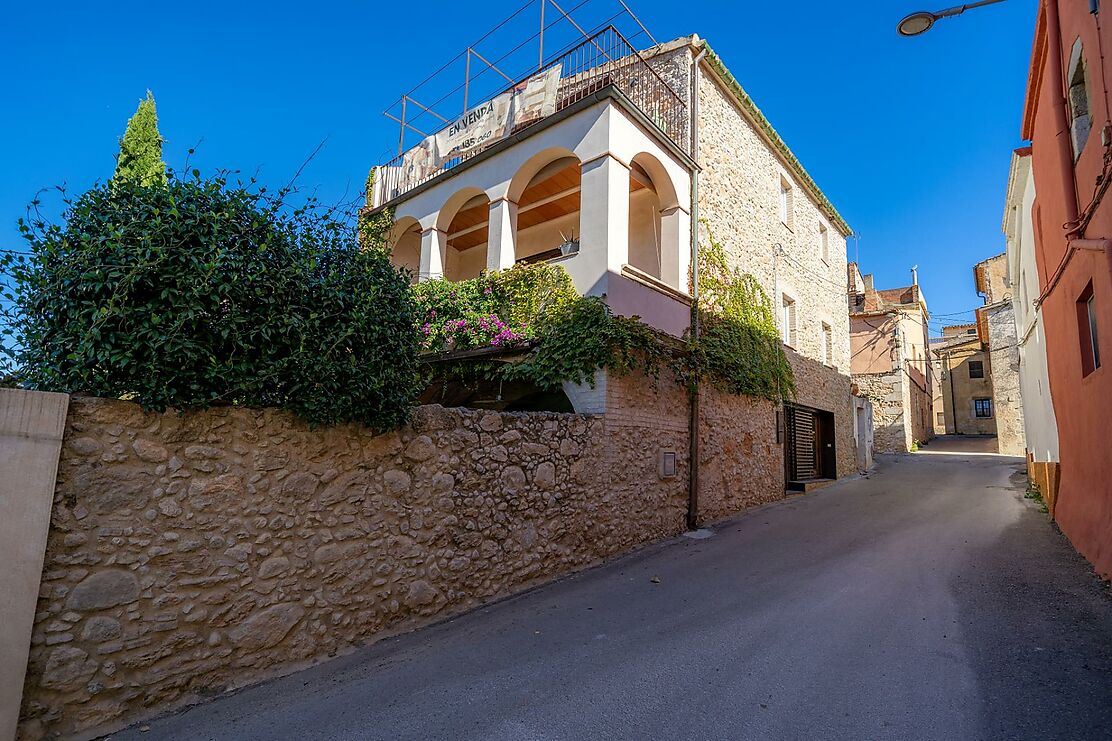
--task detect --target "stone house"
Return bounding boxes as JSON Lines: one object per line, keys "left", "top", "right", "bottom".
{"left": 1003, "top": 147, "right": 1060, "bottom": 508}
{"left": 932, "top": 324, "right": 998, "bottom": 437}
{"left": 370, "top": 31, "right": 855, "bottom": 486}
{"left": 847, "top": 263, "right": 934, "bottom": 452}
{"left": 929, "top": 255, "right": 1025, "bottom": 457}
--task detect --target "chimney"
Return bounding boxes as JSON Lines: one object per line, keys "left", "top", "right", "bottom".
{"left": 863, "top": 274, "right": 874, "bottom": 293}
{"left": 911, "top": 265, "right": 919, "bottom": 285}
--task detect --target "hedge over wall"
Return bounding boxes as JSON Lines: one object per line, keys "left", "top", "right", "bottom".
{"left": 0, "top": 173, "right": 419, "bottom": 431}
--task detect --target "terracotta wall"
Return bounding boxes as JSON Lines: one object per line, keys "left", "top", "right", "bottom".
{"left": 1026, "top": 0, "right": 1112, "bottom": 578}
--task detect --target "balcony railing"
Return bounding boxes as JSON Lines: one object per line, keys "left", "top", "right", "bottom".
{"left": 373, "top": 26, "right": 688, "bottom": 206}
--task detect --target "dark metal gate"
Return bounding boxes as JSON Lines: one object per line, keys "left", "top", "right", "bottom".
{"left": 785, "top": 404, "right": 818, "bottom": 481}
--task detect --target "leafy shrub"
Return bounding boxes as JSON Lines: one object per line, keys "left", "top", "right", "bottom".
{"left": 0, "top": 172, "right": 419, "bottom": 430}
{"left": 505, "top": 295, "right": 669, "bottom": 389}
{"left": 413, "top": 263, "right": 576, "bottom": 353}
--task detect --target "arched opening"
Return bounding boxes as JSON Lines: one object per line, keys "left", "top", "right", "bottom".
{"left": 387, "top": 218, "right": 422, "bottom": 283}
{"left": 511, "top": 150, "right": 582, "bottom": 264}
{"left": 628, "top": 160, "right": 663, "bottom": 279}
{"left": 1068, "top": 39, "right": 1092, "bottom": 159}
{"left": 627, "top": 152, "right": 682, "bottom": 288}
{"left": 436, "top": 188, "right": 490, "bottom": 282}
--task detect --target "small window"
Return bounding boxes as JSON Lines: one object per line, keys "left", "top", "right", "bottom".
{"left": 818, "top": 223, "right": 829, "bottom": 263}
{"left": 822, "top": 322, "right": 833, "bottom": 365}
{"left": 974, "top": 398, "right": 993, "bottom": 418}
{"left": 1068, "top": 39, "right": 1092, "bottom": 158}
{"left": 782, "top": 294, "right": 797, "bottom": 348}
{"left": 779, "top": 176, "right": 793, "bottom": 229}
{"left": 936, "top": 411, "right": 944, "bottom": 425}
{"left": 968, "top": 360, "right": 984, "bottom": 379}
{"left": 1078, "top": 280, "right": 1101, "bottom": 376}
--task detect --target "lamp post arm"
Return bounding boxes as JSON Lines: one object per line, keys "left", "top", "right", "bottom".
{"left": 933, "top": 0, "right": 1008, "bottom": 20}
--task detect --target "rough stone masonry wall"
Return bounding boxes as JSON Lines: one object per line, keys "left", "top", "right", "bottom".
{"left": 696, "top": 61, "right": 855, "bottom": 477}
{"left": 854, "top": 371, "right": 911, "bottom": 453}
{"left": 19, "top": 397, "right": 692, "bottom": 740}
{"left": 986, "top": 302, "right": 1026, "bottom": 456}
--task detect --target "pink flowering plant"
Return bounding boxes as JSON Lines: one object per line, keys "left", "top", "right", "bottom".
{"left": 413, "top": 263, "right": 576, "bottom": 353}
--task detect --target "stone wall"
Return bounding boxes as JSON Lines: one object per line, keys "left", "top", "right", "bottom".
{"left": 854, "top": 371, "right": 910, "bottom": 453}
{"left": 986, "top": 301, "right": 1026, "bottom": 456}
{"left": 696, "top": 57, "right": 851, "bottom": 375}
{"left": 19, "top": 379, "right": 804, "bottom": 739}
{"left": 697, "top": 387, "right": 784, "bottom": 522}
{"left": 20, "top": 397, "right": 695, "bottom": 740}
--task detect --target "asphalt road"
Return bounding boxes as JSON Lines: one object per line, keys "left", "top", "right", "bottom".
{"left": 114, "top": 446, "right": 1112, "bottom": 741}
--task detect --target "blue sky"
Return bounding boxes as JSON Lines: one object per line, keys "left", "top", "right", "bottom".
{"left": 0, "top": 0, "right": 1034, "bottom": 334}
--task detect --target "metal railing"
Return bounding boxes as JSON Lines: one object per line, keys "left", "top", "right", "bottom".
{"left": 374, "top": 26, "right": 688, "bottom": 206}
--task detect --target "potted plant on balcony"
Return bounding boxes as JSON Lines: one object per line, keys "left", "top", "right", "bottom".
{"left": 558, "top": 229, "right": 579, "bottom": 257}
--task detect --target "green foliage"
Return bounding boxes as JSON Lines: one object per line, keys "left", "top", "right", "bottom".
{"left": 413, "top": 263, "right": 577, "bottom": 353}
{"left": 693, "top": 226, "right": 795, "bottom": 400}
{"left": 1025, "top": 479, "right": 1049, "bottom": 513}
{"left": 112, "top": 91, "right": 168, "bottom": 187}
{"left": 1, "top": 172, "right": 419, "bottom": 431}
{"left": 414, "top": 264, "right": 664, "bottom": 390}
{"left": 505, "top": 295, "right": 668, "bottom": 389}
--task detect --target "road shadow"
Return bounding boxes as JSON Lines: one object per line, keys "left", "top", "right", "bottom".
{"left": 950, "top": 472, "right": 1112, "bottom": 740}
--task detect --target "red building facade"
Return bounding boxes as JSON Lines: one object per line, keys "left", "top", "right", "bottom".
{"left": 1024, "top": 0, "right": 1112, "bottom": 577}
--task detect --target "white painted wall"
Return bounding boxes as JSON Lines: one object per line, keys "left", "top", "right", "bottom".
{"left": 385, "top": 99, "right": 693, "bottom": 334}
{"left": 1005, "top": 153, "right": 1059, "bottom": 462}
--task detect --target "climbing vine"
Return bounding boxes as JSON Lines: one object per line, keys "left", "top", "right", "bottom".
{"left": 693, "top": 225, "right": 795, "bottom": 400}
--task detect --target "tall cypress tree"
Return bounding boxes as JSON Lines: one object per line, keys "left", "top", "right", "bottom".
{"left": 112, "top": 91, "right": 167, "bottom": 187}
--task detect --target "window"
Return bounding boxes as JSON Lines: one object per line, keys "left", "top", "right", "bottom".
{"left": 968, "top": 360, "right": 984, "bottom": 379}
{"left": 822, "top": 322, "right": 833, "bottom": 365}
{"left": 778, "top": 176, "right": 793, "bottom": 228}
{"left": 818, "top": 223, "right": 829, "bottom": 263}
{"left": 936, "top": 411, "right": 944, "bottom": 426}
{"left": 974, "top": 398, "right": 993, "bottom": 418}
{"left": 1068, "top": 39, "right": 1092, "bottom": 158}
{"left": 781, "top": 294, "right": 797, "bottom": 347}
{"left": 1078, "top": 280, "right": 1101, "bottom": 376}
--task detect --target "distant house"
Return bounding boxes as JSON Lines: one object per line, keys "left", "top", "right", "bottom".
{"left": 929, "top": 254, "right": 1025, "bottom": 457}
{"left": 932, "top": 324, "right": 995, "bottom": 437}
{"left": 847, "top": 263, "right": 933, "bottom": 453}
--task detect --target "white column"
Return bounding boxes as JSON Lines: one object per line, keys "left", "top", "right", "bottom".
{"left": 579, "top": 154, "right": 630, "bottom": 280}
{"left": 419, "top": 227, "right": 447, "bottom": 281}
{"left": 486, "top": 198, "right": 518, "bottom": 273}
{"left": 660, "top": 205, "right": 691, "bottom": 291}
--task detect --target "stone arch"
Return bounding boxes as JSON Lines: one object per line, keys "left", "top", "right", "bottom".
{"left": 387, "top": 216, "right": 421, "bottom": 283}
{"left": 628, "top": 152, "right": 682, "bottom": 283}
{"left": 506, "top": 147, "right": 579, "bottom": 204}
{"left": 436, "top": 187, "right": 490, "bottom": 282}
{"left": 511, "top": 149, "right": 583, "bottom": 263}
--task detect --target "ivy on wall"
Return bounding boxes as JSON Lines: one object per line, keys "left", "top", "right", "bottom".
{"left": 414, "top": 234, "right": 793, "bottom": 402}
{"left": 693, "top": 227, "right": 795, "bottom": 401}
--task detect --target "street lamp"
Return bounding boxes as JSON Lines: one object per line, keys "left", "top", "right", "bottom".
{"left": 896, "top": 0, "right": 1008, "bottom": 36}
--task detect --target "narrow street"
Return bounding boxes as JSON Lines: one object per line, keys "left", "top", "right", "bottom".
{"left": 115, "top": 448, "right": 1112, "bottom": 741}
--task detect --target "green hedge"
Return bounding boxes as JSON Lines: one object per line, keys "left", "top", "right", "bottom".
{"left": 1, "top": 173, "right": 419, "bottom": 430}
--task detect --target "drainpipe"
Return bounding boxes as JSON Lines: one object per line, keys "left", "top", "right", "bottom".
{"left": 687, "top": 43, "right": 707, "bottom": 531}
{"left": 1046, "top": 0, "right": 1081, "bottom": 227}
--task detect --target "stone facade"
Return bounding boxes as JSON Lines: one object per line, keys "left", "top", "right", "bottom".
{"left": 694, "top": 53, "right": 855, "bottom": 478}
{"left": 935, "top": 335, "right": 997, "bottom": 436}
{"left": 19, "top": 397, "right": 689, "bottom": 739}
{"left": 985, "top": 301, "right": 1026, "bottom": 456}
{"left": 853, "top": 371, "right": 911, "bottom": 453}
{"left": 20, "top": 379, "right": 799, "bottom": 739}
